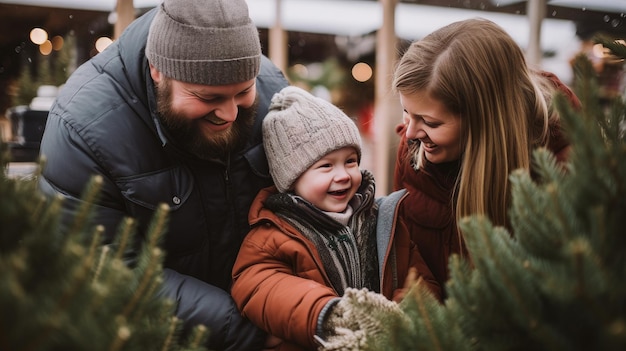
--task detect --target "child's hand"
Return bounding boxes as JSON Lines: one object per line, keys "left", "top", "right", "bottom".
{"left": 317, "top": 288, "right": 407, "bottom": 351}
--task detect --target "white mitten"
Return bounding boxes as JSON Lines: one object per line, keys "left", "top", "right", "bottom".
{"left": 317, "top": 288, "right": 406, "bottom": 351}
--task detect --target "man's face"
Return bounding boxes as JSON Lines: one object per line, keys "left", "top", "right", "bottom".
{"left": 151, "top": 66, "right": 258, "bottom": 160}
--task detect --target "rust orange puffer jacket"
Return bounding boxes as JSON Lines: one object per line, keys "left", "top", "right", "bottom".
{"left": 231, "top": 185, "right": 441, "bottom": 351}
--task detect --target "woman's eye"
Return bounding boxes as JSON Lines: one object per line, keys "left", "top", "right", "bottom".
{"left": 422, "top": 118, "right": 441, "bottom": 128}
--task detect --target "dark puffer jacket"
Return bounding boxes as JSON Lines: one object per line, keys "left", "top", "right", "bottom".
{"left": 38, "top": 8, "right": 289, "bottom": 351}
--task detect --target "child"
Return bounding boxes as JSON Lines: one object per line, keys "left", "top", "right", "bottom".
{"left": 231, "top": 86, "right": 441, "bottom": 351}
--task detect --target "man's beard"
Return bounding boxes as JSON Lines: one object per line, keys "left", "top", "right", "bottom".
{"left": 156, "top": 78, "right": 257, "bottom": 160}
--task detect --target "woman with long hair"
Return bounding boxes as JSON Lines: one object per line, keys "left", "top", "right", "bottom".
{"left": 392, "top": 18, "right": 581, "bottom": 298}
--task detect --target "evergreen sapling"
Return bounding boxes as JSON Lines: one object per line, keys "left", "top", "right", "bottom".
{"left": 0, "top": 143, "right": 209, "bottom": 351}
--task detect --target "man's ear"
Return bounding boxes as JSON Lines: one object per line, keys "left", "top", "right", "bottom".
{"left": 149, "top": 63, "right": 162, "bottom": 83}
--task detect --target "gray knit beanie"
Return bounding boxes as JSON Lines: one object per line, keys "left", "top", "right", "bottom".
{"left": 145, "top": 0, "right": 261, "bottom": 85}
{"left": 263, "top": 86, "right": 362, "bottom": 193}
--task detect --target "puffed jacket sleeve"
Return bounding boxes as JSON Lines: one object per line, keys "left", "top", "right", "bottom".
{"left": 377, "top": 189, "right": 443, "bottom": 303}
{"left": 232, "top": 222, "right": 337, "bottom": 350}
{"left": 397, "top": 218, "right": 443, "bottom": 302}
{"left": 38, "top": 112, "right": 130, "bottom": 247}
{"left": 158, "top": 268, "right": 266, "bottom": 351}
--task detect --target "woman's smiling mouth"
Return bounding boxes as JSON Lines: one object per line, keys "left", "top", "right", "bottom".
{"left": 421, "top": 140, "right": 437, "bottom": 151}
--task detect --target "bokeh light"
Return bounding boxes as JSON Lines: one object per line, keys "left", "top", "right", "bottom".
{"left": 291, "top": 63, "right": 309, "bottom": 78}
{"left": 39, "top": 40, "right": 53, "bottom": 55}
{"left": 30, "top": 27, "right": 48, "bottom": 45}
{"left": 51, "top": 35, "right": 64, "bottom": 51}
{"left": 351, "top": 62, "right": 372, "bottom": 82}
{"left": 95, "top": 37, "right": 113, "bottom": 53}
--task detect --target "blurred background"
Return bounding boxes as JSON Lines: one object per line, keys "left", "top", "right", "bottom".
{"left": 1, "top": 0, "right": 625, "bottom": 193}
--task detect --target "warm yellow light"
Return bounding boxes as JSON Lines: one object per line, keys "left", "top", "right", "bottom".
{"left": 95, "top": 37, "right": 113, "bottom": 52}
{"left": 592, "top": 43, "right": 609, "bottom": 58}
{"left": 351, "top": 62, "right": 372, "bottom": 82}
{"left": 291, "top": 63, "right": 309, "bottom": 78}
{"left": 39, "top": 40, "right": 53, "bottom": 55}
{"left": 30, "top": 27, "right": 48, "bottom": 45}
{"left": 51, "top": 35, "right": 64, "bottom": 51}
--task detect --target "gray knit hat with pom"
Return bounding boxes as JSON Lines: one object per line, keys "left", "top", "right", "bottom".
{"left": 263, "top": 86, "right": 362, "bottom": 193}
{"left": 145, "top": 0, "right": 261, "bottom": 85}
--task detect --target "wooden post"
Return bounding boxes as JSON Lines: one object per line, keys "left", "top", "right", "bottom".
{"left": 526, "top": 0, "right": 546, "bottom": 66}
{"left": 269, "top": 0, "right": 288, "bottom": 75}
{"left": 114, "top": 0, "right": 135, "bottom": 40}
{"left": 373, "top": 0, "right": 400, "bottom": 195}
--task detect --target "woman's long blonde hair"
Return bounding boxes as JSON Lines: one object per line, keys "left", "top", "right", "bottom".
{"left": 392, "top": 18, "right": 556, "bottom": 228}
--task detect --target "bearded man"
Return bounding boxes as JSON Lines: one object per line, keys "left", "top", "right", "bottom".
{"left": 38, "top": 0, "right": 288, "bottom": 350}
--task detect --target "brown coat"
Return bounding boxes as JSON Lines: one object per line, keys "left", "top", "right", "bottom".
{"left": 231, "top": 186, "right": 441, "bottom": 351}
{"left": 392, "top": 71, "right": 580, "bottom": 298}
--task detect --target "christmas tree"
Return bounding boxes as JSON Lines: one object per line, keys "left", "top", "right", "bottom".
{"left": 361, "top": 40, "right": 626, "bottom": 351}
{"left": 0, "top": 147, "right": 208, "bottom": 350}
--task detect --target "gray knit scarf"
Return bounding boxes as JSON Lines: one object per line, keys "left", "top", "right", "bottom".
{"left": 264, "top": 170, "right": 379, "bottom": 295}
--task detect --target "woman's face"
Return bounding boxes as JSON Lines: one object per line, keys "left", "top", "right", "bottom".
{"left": 400, "top": 90, "right": 462, "bottom": 164}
